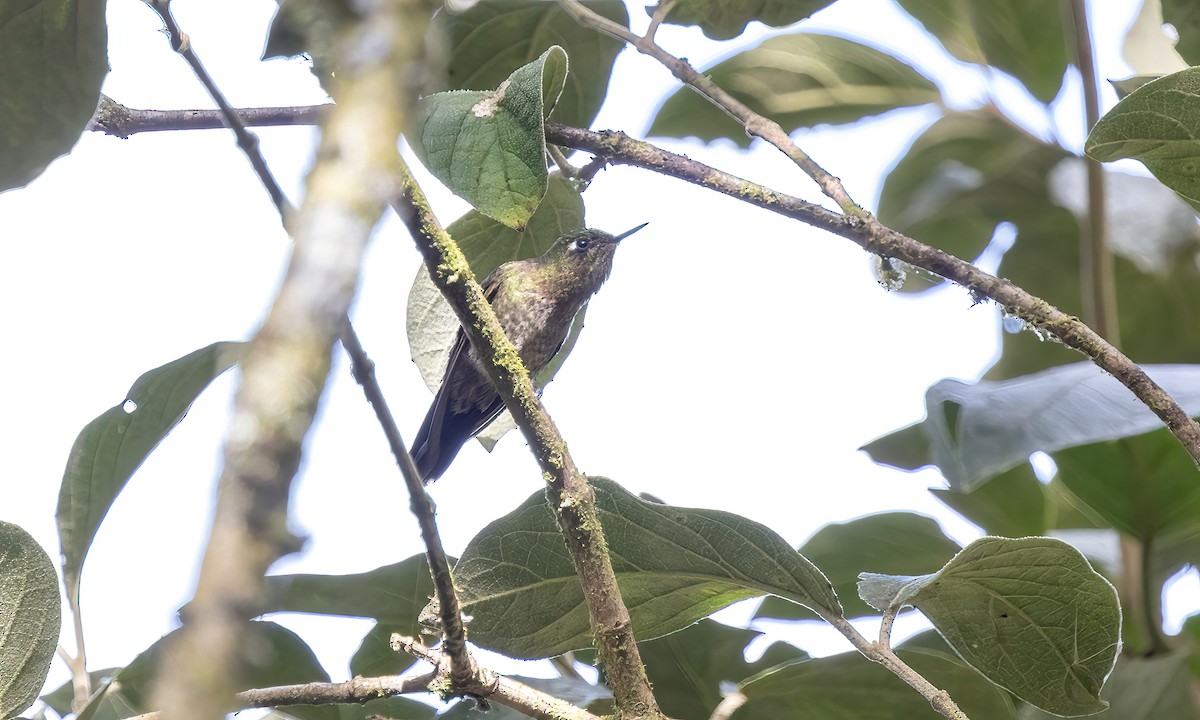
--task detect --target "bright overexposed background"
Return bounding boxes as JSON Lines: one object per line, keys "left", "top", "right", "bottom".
{"left": 2, "top": 0, "right": 1194, "bottom": 701}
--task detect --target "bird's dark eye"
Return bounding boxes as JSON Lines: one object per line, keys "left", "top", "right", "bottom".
{"left": 575, "top": 238, "right": 590, "bottom": 251}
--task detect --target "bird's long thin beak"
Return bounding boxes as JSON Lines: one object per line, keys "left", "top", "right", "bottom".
{"left": 614, "top": 222, "right": 649, "bottom": 242}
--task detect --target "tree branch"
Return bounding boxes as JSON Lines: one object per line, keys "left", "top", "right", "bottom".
{"left": 389, "top": 159, "right": 663, "bottom": 720}
{"left": 147, "top": 4, "right": 421, "bottom": 720}
{"left": 84, "top": 101, "right": 1200, "bottom": 468}
{"left": 394, "top": 637, "right": 604, "bottom": 720}
{"left": 339, "top": 323, "right": 475, "bottom": 685}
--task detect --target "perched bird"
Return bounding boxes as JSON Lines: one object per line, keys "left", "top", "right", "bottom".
{"left": 411, "top": 223, "right": 647, "bottom": 482}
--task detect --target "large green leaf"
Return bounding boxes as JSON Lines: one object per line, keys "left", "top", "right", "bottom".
{"left": 0, "top": 522, "right": 61, "bottom": 720}
{"left": 42, "top": 622, "right": 331, "bottom": 720}
{"left": 432, "top": 0, "right": 627, "bottom": 128}
{"left": 1087, "top": 67, "right": 1200, "bottom": 212}
{"left": 415, "top": 46, "right": 567, "bottom": 229}
{"left": 657, "top": 0, "right": 833, "bottom": 41}
{"left": 406, "top": 174, "right": 585, "bottom": 450}
{"left": 627, "top": 620, "right": 806, "bottom": 720}
{"left": 929, "top": 463, "right": 1049, "bottom": 538}
{"left": 427, "top": 477, "right": 839, "bottom": 659}
{"left": 756, "top": 512, "right": 959, "bottom": 621}
{"left": 649, "top": 33, "right": 941, "bottom": 147}
{"left": 861, "top": 363, "right": 1200, "bottom": 490}
{"left": 348, "top": 623, "right": 415, "bottom": 678}
{"left": 876, "top": 110, "right": 1070, "bottom": 288}
{"left": 262, "top": 553, "right": 439, "bottom": 630}
{"left": 0, "top": 0, "right": 108, "bottom": 191}
{"left": 738, "top": 631, "right": 1015, "bottom": 720}
{"left": 56, "top": 342, "right": 243, "bottom": 594}
{"left": 895, "top": 0, "right": 1068, "bottom": 103}
{"left": 1054, "top": 429, "right": 1200, "bottom": 543}
{"left": 859, "top": 537, "right": 1119, "bottom": 716}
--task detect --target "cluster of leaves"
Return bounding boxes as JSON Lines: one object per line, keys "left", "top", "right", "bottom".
{"left": 3, "top": 0, "right": 1200, "bottom": 719}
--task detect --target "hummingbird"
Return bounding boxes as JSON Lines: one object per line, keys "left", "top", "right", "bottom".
{"left": 411, "top": 223, "right": 647, "bottom": 482}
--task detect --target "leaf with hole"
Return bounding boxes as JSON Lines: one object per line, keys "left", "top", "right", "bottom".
{"left": 56, "top": 342, "right": 243, "bottom": 596}
{"left": 426, "top": 477, "right": 839, "bottom": 658}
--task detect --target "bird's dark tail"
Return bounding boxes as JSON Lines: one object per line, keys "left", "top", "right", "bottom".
{"left": 411, "top": 392, "right": 506, "bottom": 483}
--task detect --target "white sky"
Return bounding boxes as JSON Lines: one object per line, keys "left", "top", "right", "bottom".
{"left": 2, "top": 0, "right": 1194, "bottom": 701}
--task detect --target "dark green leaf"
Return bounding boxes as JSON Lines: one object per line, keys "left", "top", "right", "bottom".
{"left": 442, "top": 676, "right": 609, "bottom": 720}
{"left": 860, "top": 363, "right": 1200, "bottom": 490}
{"left": 405, "top": 175, "right": 585, "bottom": 449}
{"left": 658, "top": 0, "right": 833, "bottom": 41}
{"left": 42, "top": 622, "right": 328, "bottom": 720}
{"left": 1020, "top": 651, "right": 1200, "bottom": 720}
{"left": 876, "top": 110, "right": 1069, "bottom": 289}
{"left": 56, "top": 342, "right": 243, "bottom": 594}
{"left": 858, "top": 423, "right": 929, "bottom": 473}
{"left": 262, "top": 553, "right": 439, "bottom": 631}
{"left": 348, "top": 623, "right": 416, "bottom": 678}
{"left": 432, "top": 0, "right": 627, "bottom": 128}
{"left": 930, "top": 463, "right": 1048, "bottom": 538}
{"left": 0, "top": 0, "right": 108, "bottom": 191}
{"left": 863, "top": 537, "right": 1119, "bottom": 716}
{"left": 415, "top": 46, "right": 567, "bottom": 228}
{"left": 431, "top": 477, "right": 839, "bottom": 659}
{"left": 632, "top": 620, "right": 805, "bottom": 720}
{"left": 756, "top": 512, "right": 959, "bottom": 621}
{"left": 649, "top": 33, "right": 941, "bottom": 147}
{"left": 1087, "top": 67, "right": 1200, "bottom": 212}
{"left": 738, "top": 632, "right": 1015, "bottom": 720}
{"left": 1054, "top": 429, "right": 1200, "bottom": 543}
{"left": 895, "top": 0, "right": 1068, "bottom": 102}
{"left": 0, "top": 523, "right": 61, "bottom": 720}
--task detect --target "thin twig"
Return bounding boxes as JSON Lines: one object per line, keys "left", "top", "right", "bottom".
{"left": 826, "top": 615, "right": 970, "bottom": 720}
{"left": 546, "top": 144, "right": 578, "bottom": 179}
{"left": 142, "top": 0, "right": 475, "bottom": 686}
{"left": 643, "top": 0, "right": 677, "bottom": 44}
{"left": 390, "top": 160, "right": 663, "bottom": 720}
{"left": 1068, "top": 0, "right": 1118, "bottom": 346}
{"left": 340, "top": 323, "right": 474, "bottom": 685}
{"left": 555, "top": 0, "right": 860, "bottom": 213}
{"left": 144, "top": 0, "right": 293, "bottom": 215}
{"left": 394, "top": 636, "right": 604, "bottom": 720}
{"left": 147, "top": 4, "right": 421, "bottom": 720}
{"left": 125, "top": 673, "right": 436, "bottom": 720}
{"left": 878, "top": 601, "right": 901, "bottom": 648}
{"left": 66, "top": 588, "right": 91, "bottom": 712}
{"left": 543, "top": 123, "right": 1200, "bottom": 467}
{"left": 81, "top": 101, "right": 1200, "bottom": 468}
{"left": 708, "top": 692, "right": 747, "bottom": 720}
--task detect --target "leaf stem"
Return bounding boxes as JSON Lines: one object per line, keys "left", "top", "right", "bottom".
{"left": 1068, "top": 0, "right": 1119, "bottom": 345}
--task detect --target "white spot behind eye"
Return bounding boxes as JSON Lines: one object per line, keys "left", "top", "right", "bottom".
{"left": 122, "top": 399, "right": 138, "bottom": 414}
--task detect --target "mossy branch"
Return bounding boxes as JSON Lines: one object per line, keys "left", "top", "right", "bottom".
{"left": 391, "top": 160, "right": 663, "bottom": 720}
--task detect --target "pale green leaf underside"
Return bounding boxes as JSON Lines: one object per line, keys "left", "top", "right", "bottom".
{"left": 0, "top": 522, "right": 61, "bottom": 720}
